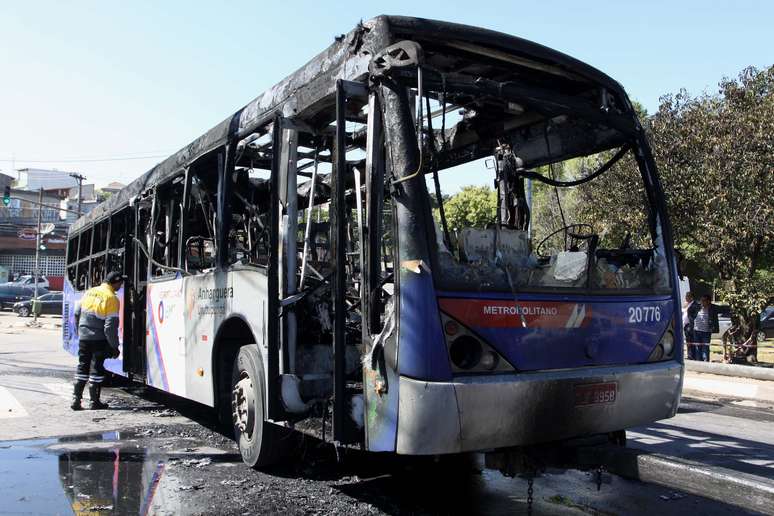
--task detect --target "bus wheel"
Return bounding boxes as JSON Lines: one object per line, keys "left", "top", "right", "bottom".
{"left": 231, "top": 344, "right": 280, "bottom": 468}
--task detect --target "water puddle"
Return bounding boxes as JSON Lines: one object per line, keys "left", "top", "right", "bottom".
{"left": 0, "top": 431, "right": 237, "bottom": 515}
{"left": 0, "top": 430, "right": 749, "bottom": 515}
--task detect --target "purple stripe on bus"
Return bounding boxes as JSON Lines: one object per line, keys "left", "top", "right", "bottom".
{"left": 147, "top": 292, "right": 170, "bottom": 392}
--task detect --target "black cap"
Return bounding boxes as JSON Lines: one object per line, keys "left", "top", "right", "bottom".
{"left": 105, "top": 271, "right": 125, "bottom": 284}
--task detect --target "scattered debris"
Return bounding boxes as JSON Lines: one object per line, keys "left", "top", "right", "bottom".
{"left": 151, "top": 409, "right": 178, "bottom": 417}
{"left": 178, "top": 484, "right": 205, "bottom": 491}
{"left": 181, "top": 458, "right": 212, "bottom": 468}
{"left": 220, "top": 479, "right": 249, "bottom": 487}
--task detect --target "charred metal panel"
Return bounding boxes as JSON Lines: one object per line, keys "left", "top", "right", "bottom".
{"left": 71, "top": 19, "right": 390, "bottom": 235}
{"left": 71, "top": 15, "right": 641, "bottom": 235}
{"left": 267, "top": 118, "right": 282, "bottom": 420}
{"left": 331, "top": 81, "right": 349, "bottom": 443}
{"left": 377, "top": 74, "right": 451, "bottom": 382}
{"left": 277, "top": 123, "right": 299, "bottom": 374}
{"left": 383, "top": 16, "right": 627, "bottom": 97}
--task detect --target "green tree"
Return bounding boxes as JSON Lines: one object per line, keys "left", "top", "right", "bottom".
{"left": 581, "top": 66, "right": 774, "bottom": 349}
{"left": 442, "top": 185, "right": 497, "bottom": 231}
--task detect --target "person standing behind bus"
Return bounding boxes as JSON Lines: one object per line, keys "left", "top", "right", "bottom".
{"left": 683, "top": 292, "right": 700, "bottom": 360}
{"left": 692, "top": 294, "right": 719, "bottom": 362}
{"left": 70, "top": 271, "right": 123, "bottom": 410}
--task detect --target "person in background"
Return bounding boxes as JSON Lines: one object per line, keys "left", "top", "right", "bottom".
{"left": 71, "top": 271, "right": 123, "bottom": 410}
{"left": 683, "top": 291, "right": 700, "bottom": 360}
{"left": 692, "top": 294, "right": 720, "bottom": 362}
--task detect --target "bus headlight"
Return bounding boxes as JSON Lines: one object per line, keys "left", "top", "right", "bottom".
{"left": 479, "top": 350, "right": 500, "bottom": 370}
{"left": 661, "top": 330, "right": 675, "bottom": 357}
{"left": 441, "top": 313, "right": 515, "bottom": 373}
{"left": 449, "top": 336, "right": 483, "bottom": 370}
{"left": 648, "top": 321, "right": 675, "bottom": 362}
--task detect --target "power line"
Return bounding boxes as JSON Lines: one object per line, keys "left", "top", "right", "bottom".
{"left": 0, "top": 154, "right": 170, "bottom": 164}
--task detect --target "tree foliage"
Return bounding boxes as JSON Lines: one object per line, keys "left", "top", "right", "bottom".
{"left": 584, "top": 65, "right": 774, "bottom": 330}
{"left": 441, "top": 185, "right": 497, "bottom": 231}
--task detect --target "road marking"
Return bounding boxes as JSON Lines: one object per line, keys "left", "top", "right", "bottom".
{"left": 44, "top": 382, "right": 72, "bottom": 400}
{"left": 0, "top": 386, "right": 29, "bottom": 418}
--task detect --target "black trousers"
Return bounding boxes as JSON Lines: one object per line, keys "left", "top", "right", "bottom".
{"left": 75, "top": 339, "right": 109, "bottom": 384}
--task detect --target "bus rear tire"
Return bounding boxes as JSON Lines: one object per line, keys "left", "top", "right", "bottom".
{"left": 231, "top": 344, "right": 281, "bottom": 469}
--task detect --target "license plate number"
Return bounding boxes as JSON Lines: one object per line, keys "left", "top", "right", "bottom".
{"left": 574, "top": 382, "right": 617, "bottom": 406}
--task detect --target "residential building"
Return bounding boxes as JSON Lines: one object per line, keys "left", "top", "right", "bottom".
{"left": 0, "top": 172, "right": 13, "bottom": 191}
{"left": 101, "top": 181, "right": 126, "bottom": 195}
{"left": 63, "top": 183, "right": 99, "bottom": 221}
{"left": 0, "top": 169, "right": 83, "bottom": 290}
{"left": 14, "top": 168, "right": 79, "bottom": 199}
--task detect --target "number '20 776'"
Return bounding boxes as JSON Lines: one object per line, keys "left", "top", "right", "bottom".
{"left": 628, "top": 306, "right": 661, "bottom": 323}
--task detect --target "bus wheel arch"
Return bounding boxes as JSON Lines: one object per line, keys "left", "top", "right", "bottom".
{"left": 212, "top": 317, "right": 258, "bottom": 426}
{"left": 212, "top": 317, "right": 283, "bottom": 468}
{"left": 231, "top": 344, "right": 284, "bottom": 468}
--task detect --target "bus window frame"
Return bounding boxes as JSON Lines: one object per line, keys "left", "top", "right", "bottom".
{"left": 147, "top": 171, "right": 186, "bottom": 279}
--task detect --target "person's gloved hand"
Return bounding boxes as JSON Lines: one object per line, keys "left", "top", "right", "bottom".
{"left": 109, "top": 348, "right": 120, "bottom": 359}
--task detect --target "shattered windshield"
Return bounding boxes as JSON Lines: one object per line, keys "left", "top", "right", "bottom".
{"left": 389, "top": 74, "right": 675, "bottom": 295}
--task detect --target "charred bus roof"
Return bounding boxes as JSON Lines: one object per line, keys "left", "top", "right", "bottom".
{"left": 72, "top": 15, "right": 632, "bottom": 234}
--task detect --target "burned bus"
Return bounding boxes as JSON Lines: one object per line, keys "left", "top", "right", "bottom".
{"left": 63, "top": 16, "right": 683, "bottom": 467}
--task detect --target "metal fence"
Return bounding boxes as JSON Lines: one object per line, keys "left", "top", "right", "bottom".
{"left": 0, "top": 254, "right": 66, "bottom": 276}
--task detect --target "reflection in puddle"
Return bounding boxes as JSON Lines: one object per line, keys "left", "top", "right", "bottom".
{"left": 0, "top": 432, "right": 194, "bottom": 515}
{"left": 0, "top": 430, "right": 746, "bottom": 516}
{"left": 59, "top": 450, "right": 176, "bottom": 514}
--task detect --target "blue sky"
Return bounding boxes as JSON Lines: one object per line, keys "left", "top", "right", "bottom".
{"left": 0, "top": 1, "right": 771, "bottom": 187}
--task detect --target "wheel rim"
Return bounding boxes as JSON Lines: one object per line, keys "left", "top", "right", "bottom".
{"left": 20, "top": 308, "right": 28, "bottom": 316}
{"left": 232, "top": 372, "right": 255, "bottom": 440}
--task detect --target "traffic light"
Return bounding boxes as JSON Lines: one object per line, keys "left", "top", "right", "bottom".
{"left": 2, "top": 185, "right": 9, "bottom": 206}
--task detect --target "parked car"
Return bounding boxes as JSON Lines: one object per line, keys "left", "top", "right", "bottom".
{"left": 13, "top": 292, "right": 63, "bottom": 317}
{"left": 713, "top": 304, "right": 732, "bottom": 339}
{"left": 11, "top": 275, "right": 50, "bottom": 290}
{"left": 0, "top": 285, "right": 48, "bottom": 310}
{"left": 759, "top": 306, "right": 774, "bottom": 341}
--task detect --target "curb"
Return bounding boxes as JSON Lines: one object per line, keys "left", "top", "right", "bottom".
{"left": 686, "top": 360, "right": 774, "bottom": 382}
{"left": 577, "top": 445, "right": 774, "bottom": 515}
{"left": 683, "top": 373, "right": 774, "bottom": 404}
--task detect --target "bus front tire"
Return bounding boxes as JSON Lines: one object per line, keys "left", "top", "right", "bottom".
{"left": 231, "top": 344, "right": 281, "bottom": 469}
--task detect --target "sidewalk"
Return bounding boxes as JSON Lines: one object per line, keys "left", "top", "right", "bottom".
{"left": 684, "top": 370, "right": 774, "bottom": 405}
{"left": 0, "top": 311, "right": 61, "bottom": 331}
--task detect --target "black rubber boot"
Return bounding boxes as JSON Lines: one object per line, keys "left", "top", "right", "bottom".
{"left": 88, "top": 383, "right": 110, "bottom": 410}
{"left": 71, "top": 380, "right": 87, "bottom": 411}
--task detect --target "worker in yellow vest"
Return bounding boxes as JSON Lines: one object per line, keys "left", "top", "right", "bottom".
{"left": 71, "top": 271, "right": 123, "bottom": 410}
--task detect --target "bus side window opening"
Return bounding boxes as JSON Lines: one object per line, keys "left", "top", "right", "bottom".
{"left": 183, "top": 160, "right": 219, "bottom": 274}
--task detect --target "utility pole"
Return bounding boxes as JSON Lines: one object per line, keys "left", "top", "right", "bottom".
{"left": 69, "top": 173, "right": 86, "bottom": 216}
{"left": 33, "top": 187, "right": 43, "bottom": 324}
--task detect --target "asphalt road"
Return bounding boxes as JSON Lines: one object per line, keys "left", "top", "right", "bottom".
{"left": 1, "top": 311, "right": 772, "bottom": 515}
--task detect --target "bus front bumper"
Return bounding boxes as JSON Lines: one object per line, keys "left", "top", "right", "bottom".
{"left": 395, "top": 361, "right": 683, "bottom": 455}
